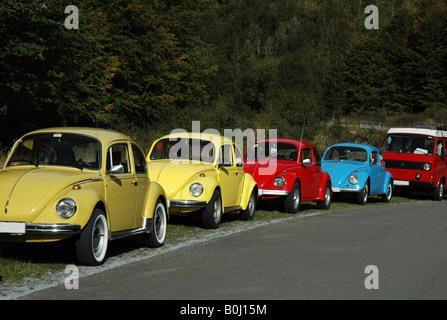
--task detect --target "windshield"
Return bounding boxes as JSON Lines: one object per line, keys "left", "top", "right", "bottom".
{"left": 379, "top": 134, "right": 435, "bottom": 155}
{"left": 150, "top": 138, "right": 215, "bottom": 163}
{"left": 324, "top": 146, "right": 367, "bottom": 162}
{"left": 246, "top": 142, "right": 298, "bottom": 161}
{"left": 6, "top": 133, "right": 101, "bottom": 170}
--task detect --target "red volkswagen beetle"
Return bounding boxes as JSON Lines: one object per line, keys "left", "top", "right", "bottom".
{"left": 243, "top": 139, "right": 332, "bottom": 213}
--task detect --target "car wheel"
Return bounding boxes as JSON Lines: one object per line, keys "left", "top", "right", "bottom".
{"left": 202, "top": 190, "right": 222, "bottom": 229}
{"left": 433, "top": 180, "right": 444, "bottom": 201}
{"left": 317, "top": 182, "right": 332, "bottom": 210}
{"left": 239, "top": 189, "right": 256, "bottom": 221}
{"left": 75, "top": 208, "right": 109, "bottom": 266}
{"left": 382, "top": 180, "right": 393, "bottom": 203}
{"left": 145, "top": 199, "right": 167, "bottom": 248}
{"left": 284, "top": 182, "right": 300, "bottom": 213}
{"left": 357, "top": 182, "right": 369, "bottom": 205}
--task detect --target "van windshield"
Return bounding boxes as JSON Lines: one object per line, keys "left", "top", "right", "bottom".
{"left": 380, "top": 134, "right": 435, "bottom": 155}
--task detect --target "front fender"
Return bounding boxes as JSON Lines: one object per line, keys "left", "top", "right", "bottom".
{"left": 141, "top": 181, "right": 169, "bottom": 219}
{"left": 317, "top": 172, "right": 332, "bottom": 200}
{"left": 240, "top": 173, "right": 258, "bottom": 210}
{"left": 382, "top": 171, "right": 394, "bottom": 193}
{"left": 356, "top": 171, "right": 370, "bottom": 191}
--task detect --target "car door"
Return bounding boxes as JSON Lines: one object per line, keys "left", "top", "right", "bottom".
{"left": 217, "top": 143, "right": 242, "bottom": 209}
{"left": 105, "top": 142, "right": 138, "bottom": 231}
{"left": 299, "top": 147, "right": 320, "bottom": 200}
{"left": 369, "top": 150, "right": 385, "bottom": 194}
{"left": 131, "top": 143, "right": 149, "bottom": 228}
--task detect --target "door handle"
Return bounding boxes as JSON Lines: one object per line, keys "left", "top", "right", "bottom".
{"left": 131, "top": 180, "right": 138, "bottom": 186}
{"left": 234, "top": 171, "right": 239, "bottom": 175}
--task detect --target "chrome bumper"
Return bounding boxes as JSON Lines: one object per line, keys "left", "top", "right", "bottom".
{"left": 0, "top": 222, "right": 81, "bottom": 236}
{"left": 168, "top": 200, "right": 207, "bottom": 208}
{"left": 332, "top": 186, "right": 361, "bottom": 192}
{"left": 258, "top": 189, "right": 289, "bottom": 197}
{"left": 26, "top": 224, "right": 81, "bottom": 234}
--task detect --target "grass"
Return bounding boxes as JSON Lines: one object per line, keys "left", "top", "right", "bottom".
{"left": 0, "top": 190, "right": 434, "bottom": 291}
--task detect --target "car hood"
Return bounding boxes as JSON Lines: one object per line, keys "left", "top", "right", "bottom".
{"left": 322, "top": 161, "right": 366, "bottom": 187}
{"left": 148, "top": 160, "right": 215, "bottom": 198}
{"left": 0, "top": 167, "right": 94, "bottom": 222}
{"left": 244, "top": 160, "right": 296, "bottom": 186}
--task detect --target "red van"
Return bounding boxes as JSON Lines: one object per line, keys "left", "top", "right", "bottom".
{"left": 379, "top": 127, "right": 447, "bottom": 200}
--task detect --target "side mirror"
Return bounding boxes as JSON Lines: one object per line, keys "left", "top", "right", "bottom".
{"left": 107, "top": 164, "right": 124, "bottom": 175}
{"left": 302, "top": 158, "right": 311, "bottom": 166}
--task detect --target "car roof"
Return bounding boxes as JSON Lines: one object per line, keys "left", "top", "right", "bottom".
{"left": 252, "top": 138, "right": 313, "bottom": 148}
{"left": 156, "top": 131, "right": 234, "bottom": 146}
{"left": 326, "top": 142, "right": 379, "bottom": 152}
{"left": 387, "top": 127, "right": 447, "bottom": 138}
{"left": 24, "top": 127, "right": 132, "bottom": 144}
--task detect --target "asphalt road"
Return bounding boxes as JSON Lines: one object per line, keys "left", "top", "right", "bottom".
{"left": 19, "top": 201, "right": 447, "bottom": 300}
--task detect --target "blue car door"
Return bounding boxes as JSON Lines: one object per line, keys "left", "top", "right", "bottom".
{"left": 369, "top": 151, "right": 385, "bottom": 194}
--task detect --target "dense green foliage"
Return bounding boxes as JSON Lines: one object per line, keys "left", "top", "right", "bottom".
{"left": 0, "top": 0, "right": 446, "bottom": 150}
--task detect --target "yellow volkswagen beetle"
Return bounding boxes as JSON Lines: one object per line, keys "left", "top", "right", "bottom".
{"left": 147, "top": 132, "right": 258, "bottom": 229}
{"left": 0, "top": 127, "right": 168, "bottom": 266}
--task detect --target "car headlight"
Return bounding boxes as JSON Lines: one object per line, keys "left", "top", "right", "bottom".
{"left": 274, "top": 176, "right": 286, "bottom": 187}
{"left": 56, "top": 198, "right": 77, "bottom": 219}
{"left": 423, "top": 163, "right": 431, "bottom": 171}
{"left": 349, "top": 174, "right": 359, "bottom": 185}
{"left": 189, "top": 183, "right": 204, "bottom": 197}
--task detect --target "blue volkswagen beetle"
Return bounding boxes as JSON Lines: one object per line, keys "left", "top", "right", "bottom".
{"left": 321, "top": 143, "right": 393, "bottom": 205}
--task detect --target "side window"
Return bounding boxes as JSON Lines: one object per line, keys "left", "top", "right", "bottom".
{"left": 106, "top": 143, "right": 130, "bottom": 174}
{"left": 132, "top": 144, "right": 147, "bottom": 174}
{"left": 313, "top": 148, "right": 321, "bottom": 166}
{"left": 436, "top": 140, "right": 445, "bottom": 156}
{"left": 301, "top": 148, "right": 312, "bottom": 164}
{"left": 234, "top": 144, "right": 243, "bottom": 167}
{"left": 218, "top": 144, "right": 233, "bottom": 166}
{"left": 370, "top": 151, "right": 379, "bottom": 166}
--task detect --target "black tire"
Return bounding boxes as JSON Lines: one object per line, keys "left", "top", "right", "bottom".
{"left": 433, "top": 180, "right": 444, "bottom": 201}
{"left": 284, "top": 182, "right": 301, "bottom": 213}
{"left": 357, "top": 182, "right": 369, "bottom": 205}
{"left": 145, "top": 199, "right": 167, "bottom": 248}
{"left": 239, "top": 189, "right": 256, "bottom": 221}
{"left": 202, "top": 190, "right": 222, "bottom": 229}
{"left": 381, "top": 180, "right": 393, "bottom": 203}
{"left": 317, "top": 182, "right": 332, "bottom": 210}
{"left": 75, "top": 208, "right": 109, "bottom": 266}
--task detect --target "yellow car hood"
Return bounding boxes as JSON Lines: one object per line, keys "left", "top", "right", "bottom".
{"left": 0, "top": 167, "right": 94, "bottom": 222}
{"left": 148, "top": 160, "right": 214, "bottom": 198}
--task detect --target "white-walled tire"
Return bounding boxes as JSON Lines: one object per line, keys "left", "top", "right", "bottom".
{"left": 75, "top": 208, "right": 109, "bottom": 266}
{"left": 145, "top": 199, "right": 167, "bottom": 248}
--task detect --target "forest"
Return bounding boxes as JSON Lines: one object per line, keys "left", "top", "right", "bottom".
{"left": 0, "top": 0, "right": 446, "bottom": 151}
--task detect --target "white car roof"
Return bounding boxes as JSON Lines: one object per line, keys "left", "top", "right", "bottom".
{"left": 387, "top": 127, "right": 447, "bottom": 138}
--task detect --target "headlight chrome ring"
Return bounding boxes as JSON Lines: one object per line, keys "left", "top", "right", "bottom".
{"left": 56, "top": 198, "right": 77, "bottom": 219}
{"left": 349, "top": 174, "right": 359, "bottom": 185}
{"left": 274, "top": 176, "right": 286, "bottom": 188}
{"left": 189, "top": 183, "right": 204, "bottom": 197}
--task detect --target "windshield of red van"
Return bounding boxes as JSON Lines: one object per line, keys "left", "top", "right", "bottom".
{"left": 380, "top": 134, "right": 435, "bottom": 155}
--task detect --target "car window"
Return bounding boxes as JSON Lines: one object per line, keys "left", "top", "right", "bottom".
{"left": 301, "top": 148, "right": 312, "bottom": 164}
{"left": 234, "top": 144, "right": 243, "bottom": 166}
{"left": 370, "top": 151, "right": 379, "bottom": 166}
{"left": 6, "top": 133, "right": 100, "bottom": 170}
{"left": 150, "top": 138, "right": 215, "bottom": 163}
{"left": 132, "top": 144, "right": 147, "bottom": 174}
{"left": 106, "top": 143, "right": 130, "bottom": 174}
{"left": 218, "top": 144, "right": 233, "bottom": 166}
{"left": 313, "top": 148, "right": 321, "bottom": 166}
